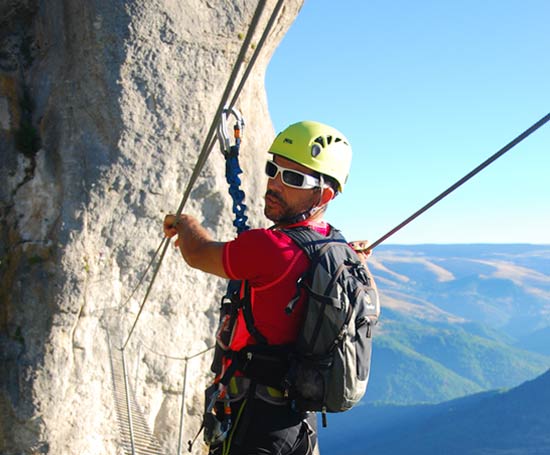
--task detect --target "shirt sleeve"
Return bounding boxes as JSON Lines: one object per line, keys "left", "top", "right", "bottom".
{"left": 222, "top": 228, "right": 300, "bottom": 286}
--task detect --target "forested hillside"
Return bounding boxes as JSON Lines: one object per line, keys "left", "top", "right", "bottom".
{"left": 366, "top": 244, "right": 550, "bottom": 404}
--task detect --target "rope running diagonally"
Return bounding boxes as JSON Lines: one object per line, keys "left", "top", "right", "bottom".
{"left": 115, "top": 236, "right": 166, "bottom": 313}
{"left": 178, "top": 0, "right": 286, "bottom": 211}
{"left": 120, "top": 0, "right": 285, "bottom": 350}
{"left": 368, "top": 111, "right": 550, "bottom": 251}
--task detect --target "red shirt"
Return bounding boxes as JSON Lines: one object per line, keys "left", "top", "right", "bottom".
{"left": 222, "top": 221, "right": 331, "bottom": 351}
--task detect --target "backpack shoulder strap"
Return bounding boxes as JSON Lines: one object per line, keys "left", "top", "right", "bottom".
{"left": 281, "top": 226, "right": 351, "bottom": 315}
{"left": 240, "top": 280, "right": 268, "bottom": 345}
{"left": 281, "top": 226, "right": 348, "bottom": 260}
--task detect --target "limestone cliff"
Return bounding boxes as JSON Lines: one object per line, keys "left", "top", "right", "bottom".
{"left": 0, "top": 1, "right": 303, "bottom": 453}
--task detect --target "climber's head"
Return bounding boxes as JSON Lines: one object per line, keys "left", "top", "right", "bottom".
{"left": 264, "top": 121, "right": 352, "bottom": 225}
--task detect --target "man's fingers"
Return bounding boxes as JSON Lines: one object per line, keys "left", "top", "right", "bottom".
{"left": 349, "top": 240, "right": 371, "bottom": 253}
{"left": 164, "top": 214, "right": 177, "bottom": 228}
{"left": 163, "top": 215, "right": 179, "bottom": 237}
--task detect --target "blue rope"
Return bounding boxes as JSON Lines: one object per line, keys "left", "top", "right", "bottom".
{"left": 225, "top": 140, "right": 249, "bottom": 234}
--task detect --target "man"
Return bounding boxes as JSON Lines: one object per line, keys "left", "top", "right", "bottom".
{"left": 164, "top": 121, "right": 356, "bottom": 455}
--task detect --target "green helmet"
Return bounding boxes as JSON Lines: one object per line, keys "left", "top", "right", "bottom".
{"left": 268, "top": 120, "right": 352, "bottom": 192}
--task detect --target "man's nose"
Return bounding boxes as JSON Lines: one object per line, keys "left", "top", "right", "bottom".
{"left": 267, "top": 172, "right": 285, "bottom": 191}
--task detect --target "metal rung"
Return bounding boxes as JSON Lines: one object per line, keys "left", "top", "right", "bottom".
{"left": 107, "top": 334, "right": 165, "bottom": 455}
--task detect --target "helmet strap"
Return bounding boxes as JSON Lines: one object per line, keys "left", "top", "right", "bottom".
{"left": 274, "top": 177, "right": 329, "bottom": 227}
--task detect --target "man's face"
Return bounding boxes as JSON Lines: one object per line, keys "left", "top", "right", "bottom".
{"left": 264, "top": 156, "right": 322, "bottom": 223}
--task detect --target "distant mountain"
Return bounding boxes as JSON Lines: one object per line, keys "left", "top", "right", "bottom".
{"left": 516, "top": 326, "right": 550, "bottom": 356}
{"left": 372, "top": 244, "right": 550, "bottom": 336}
{"left": 364, "top": 244, "right": 550, "bottom": 404}
{"left": 319, "top": 369, "right": 550, "bottom": 455}
{"left": 366, "top": 308, "right": 549, "bottom": 404}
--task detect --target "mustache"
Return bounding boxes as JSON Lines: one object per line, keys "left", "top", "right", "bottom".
{"left": 265, "top": 189, "right": 284, "bottom": 203}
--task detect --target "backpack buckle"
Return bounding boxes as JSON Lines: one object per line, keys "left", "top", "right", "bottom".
{"left": 285, "top": 275, "right": 304, "bottom": 315}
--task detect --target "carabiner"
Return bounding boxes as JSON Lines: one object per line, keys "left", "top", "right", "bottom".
{"left": 217, "top": 106, "right": 245, "bottom": 158}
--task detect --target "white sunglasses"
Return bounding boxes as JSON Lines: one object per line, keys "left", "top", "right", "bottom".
{"left": 265, "top": 160, "right": 321, "bottom": 189}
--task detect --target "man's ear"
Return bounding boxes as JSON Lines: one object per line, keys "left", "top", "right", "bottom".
{"left": 320, "top": 186, "right": 335, "bottom": 205}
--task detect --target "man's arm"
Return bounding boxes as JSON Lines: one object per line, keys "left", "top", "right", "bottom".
{"left": 164, "top": 214, "right": 229, "bottom": 278}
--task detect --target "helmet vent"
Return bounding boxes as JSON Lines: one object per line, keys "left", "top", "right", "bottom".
{"left": 311, "top": 143, "right": 322, "bottom": 157}
{"left": 270, "top": 121, "right": 351, "bottom": 192}
{"left": 313, "top": 136, "right": 325, "bottom": 147}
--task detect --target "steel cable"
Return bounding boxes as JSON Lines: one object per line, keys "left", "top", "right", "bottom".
{"left": 369, "top": 112, "right": 550, "bottom": 250}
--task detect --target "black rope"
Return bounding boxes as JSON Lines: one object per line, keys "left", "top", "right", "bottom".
{"left": 369, "top": 112, "right": 550, "bottom": 250}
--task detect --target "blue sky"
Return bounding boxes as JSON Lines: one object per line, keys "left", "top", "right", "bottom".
{"left": 265, "top": 0, "right": 550, "bottom": 245}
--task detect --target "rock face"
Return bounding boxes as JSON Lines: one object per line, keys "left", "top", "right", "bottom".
{"left": 0, "top": 1, "right": 303, "bottom": 453}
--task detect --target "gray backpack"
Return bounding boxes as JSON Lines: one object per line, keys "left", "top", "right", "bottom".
{"left": 282, "top": 227, "right": 380, "bottom": 426}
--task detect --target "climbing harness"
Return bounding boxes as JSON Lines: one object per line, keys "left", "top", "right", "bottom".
{"left": 217, "top": 107, "right": 249, "bottom": 234}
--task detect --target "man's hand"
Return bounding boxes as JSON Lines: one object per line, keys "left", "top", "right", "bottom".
{"left": 162, "top": 213, "right": 228, "bottom": 278}
{"left": 349, "top": 240, "right": 372, "bottom": 264}
{"left": 163, "top": 214, "right": 181, "bottom": 246}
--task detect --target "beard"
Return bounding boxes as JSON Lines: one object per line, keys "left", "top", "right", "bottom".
{"left": 264, "top": 189, "right": 291, "bottom": 222}
{"left": 264, "top": 189, "right": 319, "bottom": 223}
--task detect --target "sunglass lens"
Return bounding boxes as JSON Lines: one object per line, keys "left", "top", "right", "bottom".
{"left": 282, "top": 171, "right": 305, "bottom": 188}
{"left": 265, "top": 161, "right": 277, "bottom": 178}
